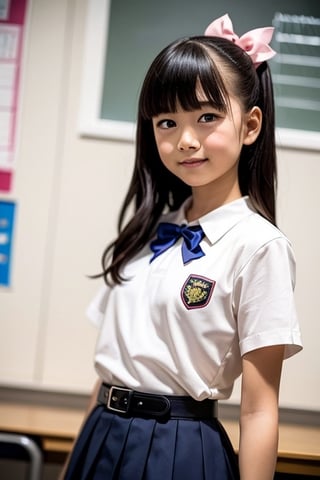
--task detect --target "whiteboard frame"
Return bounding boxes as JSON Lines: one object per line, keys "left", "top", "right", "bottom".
{"left": 78, "top": 0, "right": 320, "bottom": 150}
{"left": 77, "top": 0, "right": 135, "bottom": 142}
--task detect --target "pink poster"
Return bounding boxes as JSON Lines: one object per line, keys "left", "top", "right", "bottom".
{"left": 0, "top": 0, "right": 28, "bottom": 193}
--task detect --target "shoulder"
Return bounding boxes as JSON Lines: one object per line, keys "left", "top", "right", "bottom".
{"left": 238, "top": 213, "right": 296, "bottom": 278}
{"left": 242, "top": 212, "right": 289, "bottom": 245}
{"left": 230, "top": 212, "right": 295, "bottom": 278}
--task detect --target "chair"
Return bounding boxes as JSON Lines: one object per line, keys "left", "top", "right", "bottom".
{"left": 0, "top": 432, "right": 43, "bottom": 480}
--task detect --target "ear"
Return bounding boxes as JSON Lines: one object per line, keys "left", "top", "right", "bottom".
{"left": 243, "top": 106, "right": 262, "bottom": 146}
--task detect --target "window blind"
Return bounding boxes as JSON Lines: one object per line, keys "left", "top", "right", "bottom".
{"left": 271, "top": 13, "right": 320, "bottom": 132}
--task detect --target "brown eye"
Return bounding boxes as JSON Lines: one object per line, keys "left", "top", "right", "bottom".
{"left": 199, "top": 113, "right": 217, "bottom": 123}
{"left": 157, "top": 119, "right": 176, "bottom": 129}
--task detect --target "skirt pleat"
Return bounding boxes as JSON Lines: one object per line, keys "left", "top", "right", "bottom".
{"left": 172, "top": 420, "right": 204, "bottom": 479}
{"left": 65, "top": 405, "right": 239, "bottom": 480}
{"left": 93, "top": 413, "right": 134, "bottom": 479}
{"left": 142, "top": 419, "right": 178, "bottom": 479}
{"left": 65, "top": 406, "right": 103, "bottom": 479}
{"left": 200, "top": 420, "right": 237, "bottom": 479}
{"left": 117, "top": 418, "right": 156, "bottom": 479}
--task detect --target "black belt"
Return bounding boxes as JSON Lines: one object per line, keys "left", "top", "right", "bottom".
{"left": 97, "top": 383, "right": 218, "bottom": 419}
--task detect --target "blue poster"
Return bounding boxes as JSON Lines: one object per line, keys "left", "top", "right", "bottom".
{"left": 0, "top": 200, "right": 16, "bottom": 287}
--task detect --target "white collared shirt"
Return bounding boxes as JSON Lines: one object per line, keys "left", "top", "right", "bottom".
{"left": 87, "top": 197, "right": 302, "bottom": 400}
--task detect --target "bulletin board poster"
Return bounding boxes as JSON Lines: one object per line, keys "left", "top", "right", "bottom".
{"left": 0, "top": 0, "right": 28, "bottom": 193}
{"left": 0, "top": 200, "right": 16, "bottom": 286}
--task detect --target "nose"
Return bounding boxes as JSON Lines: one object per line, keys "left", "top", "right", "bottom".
{"left": 177, "top": 128, "right": 200, "bottom": 151}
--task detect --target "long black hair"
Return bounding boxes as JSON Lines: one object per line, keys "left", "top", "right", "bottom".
{"left": 100, "top": 36, "right": 277, "bottom": 284}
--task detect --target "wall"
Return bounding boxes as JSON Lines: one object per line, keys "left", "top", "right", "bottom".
{"left": 0, "top": 0, "right": 319, "bottom": 410}
{"left": 0, "top": 0, "right": 134, "bottom": 393}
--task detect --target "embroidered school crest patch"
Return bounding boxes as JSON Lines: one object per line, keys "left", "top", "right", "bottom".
{"left": 181, "top": 275, "right": 216, "bottom": 310}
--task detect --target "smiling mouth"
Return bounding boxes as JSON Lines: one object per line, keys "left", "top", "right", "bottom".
{"left": 179, "top": 158, "right": 208, "bottom": 167}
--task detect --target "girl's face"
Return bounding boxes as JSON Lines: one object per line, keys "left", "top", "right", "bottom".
{"left": 152, "top": 94, "right": 261, "bottom": 204}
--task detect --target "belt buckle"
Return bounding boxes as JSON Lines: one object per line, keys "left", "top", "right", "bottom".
{"left": 107, "top": 386, "right": 132, "bottom": 414}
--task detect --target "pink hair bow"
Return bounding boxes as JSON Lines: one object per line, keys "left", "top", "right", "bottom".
{"left": 204, "top": 14, "right": 276, "bottom": 68}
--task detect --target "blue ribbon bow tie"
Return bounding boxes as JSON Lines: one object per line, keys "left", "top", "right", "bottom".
{"left": 150, "top": 222, "right": 205, "bottom": 264}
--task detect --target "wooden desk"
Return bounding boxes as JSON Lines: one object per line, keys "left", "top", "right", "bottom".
{"left": 222, "top": 419, "right": 320, "bottom": 476}
{"left": 0, "top": 402, "right": 319, "bottom": 475}
{"left": 0, "top": 402, "right": 81, "bottom": 463}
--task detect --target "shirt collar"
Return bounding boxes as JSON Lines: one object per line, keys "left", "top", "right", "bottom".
{"left": 176, "top": 196, "right": 256, "bottom": 245}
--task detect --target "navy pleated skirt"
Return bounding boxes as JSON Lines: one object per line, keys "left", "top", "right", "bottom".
{"left": 65, "top": 405, "right": 239, "bottom": 479}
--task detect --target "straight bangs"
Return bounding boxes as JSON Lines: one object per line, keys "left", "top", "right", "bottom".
{"left": 139, "top": 38, "right": 230, "bottom": 119}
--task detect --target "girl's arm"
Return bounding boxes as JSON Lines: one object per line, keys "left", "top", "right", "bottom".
{"left": 239, "top": 345, "right": 285, "bottom": 480}
{"left": 58, "top": 378, "right": 102, "bottom": 480}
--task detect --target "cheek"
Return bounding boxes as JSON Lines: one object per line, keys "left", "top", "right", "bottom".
{"left": 156, "top": 139, "right": 175, "bottom": 157}
{"left": 204, "top": 129, "right": 240, "bottom": 154}
{"left": 204, "top": 133, "right": 226, "bottom": 152}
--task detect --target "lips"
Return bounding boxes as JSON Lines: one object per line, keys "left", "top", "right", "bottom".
{"left": 179, "top": 158, "right": 208, "bottom": 167}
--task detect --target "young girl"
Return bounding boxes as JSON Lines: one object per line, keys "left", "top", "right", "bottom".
{"left": 63, "top": 14, "right": 302, "bottom": 480}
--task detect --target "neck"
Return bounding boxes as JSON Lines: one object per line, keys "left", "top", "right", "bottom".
{"left": 186, "top": 184, "right": 242, "bottom": 222}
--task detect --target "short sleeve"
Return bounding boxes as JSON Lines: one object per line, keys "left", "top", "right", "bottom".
{"left": 86, "top": 284, "right": 110, "bottom": 328}
{"left": 234, "top": 237, "right": 302, "bottom": 359}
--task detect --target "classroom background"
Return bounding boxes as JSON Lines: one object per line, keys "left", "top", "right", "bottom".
{"left": 0, "top": 0, "right": 319, "bottom": 477}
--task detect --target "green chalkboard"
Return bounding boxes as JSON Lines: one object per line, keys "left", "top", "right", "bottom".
{"left": 100, "top": 0, "right": 320, "bottom": 131}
